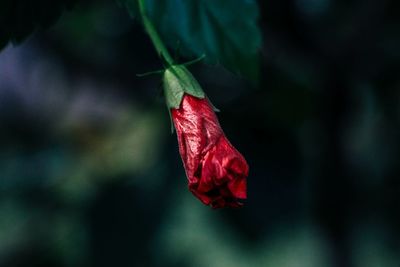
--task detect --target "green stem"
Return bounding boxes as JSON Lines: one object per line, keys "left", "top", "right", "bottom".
{"left": 138, "top": 0, "right": 174, "bottom": 66}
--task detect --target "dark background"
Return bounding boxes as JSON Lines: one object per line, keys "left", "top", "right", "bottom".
{"left": 0, "top": 0, "right": 399, "bottom": 266}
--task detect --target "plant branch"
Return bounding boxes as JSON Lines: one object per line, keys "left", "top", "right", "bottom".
{"left": 138, "top": 0, "right": 174, "bottom": 66}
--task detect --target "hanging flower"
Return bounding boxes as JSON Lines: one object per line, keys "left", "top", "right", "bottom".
{"left": 163, "top": 65, "right": 248, "bottom": 208}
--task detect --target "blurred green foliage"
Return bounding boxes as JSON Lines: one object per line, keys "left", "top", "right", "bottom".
{"left": 0, "top": 0, "right": 76, "bottom": 49}
{"left": 1, "top": 0, "right": 262, "bottom": 81}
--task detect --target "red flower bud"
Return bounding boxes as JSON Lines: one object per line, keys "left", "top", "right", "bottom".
{"left": 171, "top": 94, "right": 248, "bottom": 208}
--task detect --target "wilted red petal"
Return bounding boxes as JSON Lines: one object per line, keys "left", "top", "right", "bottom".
{"left": 171, "top": 94, "right": 249, "bottom": 208}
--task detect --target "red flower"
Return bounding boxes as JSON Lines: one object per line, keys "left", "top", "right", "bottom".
{"left": 171, "top": 94, "right": 248, "bottom": 208}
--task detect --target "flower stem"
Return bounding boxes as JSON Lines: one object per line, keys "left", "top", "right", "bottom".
{"left": 138, "top": 0, "right": 174, "bottom": 66}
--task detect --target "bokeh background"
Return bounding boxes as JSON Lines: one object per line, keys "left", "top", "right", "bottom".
{"left": 1, "top": 0, "right": 400, "bottom": 266}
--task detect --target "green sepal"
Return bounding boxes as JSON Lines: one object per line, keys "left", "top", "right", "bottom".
{"left": 167, "top": 108, "right": 175, "bottom": 134}
{"left": 163, "top": 65, "right": 205, "bottom": 109}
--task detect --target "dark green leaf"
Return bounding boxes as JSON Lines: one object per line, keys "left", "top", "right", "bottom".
{"left": 151, "top": 0, "right": 261, "bottom": 80}
{"left": 143, "top": 0, "right": 262, "bottom": 81}
{"left": 0, "top": 0, "right": 76, "bottom": 51}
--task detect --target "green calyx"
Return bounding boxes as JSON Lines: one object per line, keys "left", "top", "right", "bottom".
{"left": 137, "top": 0, "right": 205, "bottom": 110}
{"left": 163, "top": 65, "right": 205, "bottom": 109}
